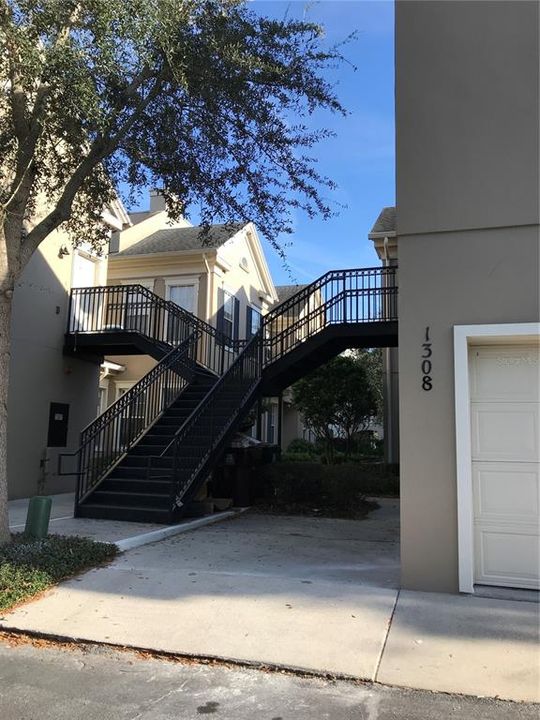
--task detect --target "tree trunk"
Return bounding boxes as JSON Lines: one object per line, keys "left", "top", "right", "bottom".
{"left": 0, "top": 287, "right": 12, "bottom": 544}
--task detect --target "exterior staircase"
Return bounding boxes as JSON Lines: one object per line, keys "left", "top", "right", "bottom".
{"left": 63, "top": 267, "right": 398, "bottom": 523}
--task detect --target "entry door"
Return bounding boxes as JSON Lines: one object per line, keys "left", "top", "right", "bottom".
{"left": 470, "top": 345, "right": 540, "bottom": 589}
{"left": 167, "top": 284, "right": 196, "bottom": 343}
{"left": 71, "top": 252, "right": 97, "bottom": 330}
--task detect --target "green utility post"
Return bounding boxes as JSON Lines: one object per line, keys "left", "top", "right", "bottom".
{"left": 24, "top": 496, "right": 52, "bottom": 539}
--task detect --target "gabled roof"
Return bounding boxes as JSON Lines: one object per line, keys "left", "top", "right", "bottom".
{"left": 368, "top": 206, "right": 396, "bottom": 237}
{"left": 128, "top": 210, "right": 160, "bottom": 226}
{"left": 113, "top": 222, "right": 246, "bottom": 257}
{"left": 275, "top": 284, "right": 308, "bottom": 304}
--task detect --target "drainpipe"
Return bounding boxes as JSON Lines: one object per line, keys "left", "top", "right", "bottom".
{"left": 383, "top": 235, "right": 389, "bottom": 265}
{"left": 202, "top": 253, "right": 211, "bottom": 323}
{"left": 381, "top": 235, "right": 393, "bottom": 463}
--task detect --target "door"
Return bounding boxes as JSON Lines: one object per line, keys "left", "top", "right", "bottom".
{"left": 470, "top": 345, "right": 540, "bottom": 589}
{"left": 167, "top": 283, "right": 196, "bottom": 342}
{"left": 71, "top": 252, "right": 97, "bottom": 331}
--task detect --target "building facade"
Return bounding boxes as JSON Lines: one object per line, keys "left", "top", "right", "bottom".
{"left": 395, "top": 0, "right": 539, "bottom": 592}
{"left": 8, "top": 203, "right": 129, "bottom": 499}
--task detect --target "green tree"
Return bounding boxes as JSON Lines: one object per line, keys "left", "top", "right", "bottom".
{"left": 0, "top": 0, "right": 352, "bottom": 542}
{"left": 291, "top": 354, "right": 379, "bottom": 462}
{"left": 352, "top": 348, "right": 383, "bottom": 422}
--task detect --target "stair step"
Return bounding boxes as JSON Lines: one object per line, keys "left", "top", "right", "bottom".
{"left": 90, "top": 490, "right": 170, "bottom": 509}
{"left": 129, "top": 447, "right": 167, "bottom": 456}
{"left": 151, "top": 425, "right": 182, "bottom": 435}
{"left": 101, "top": 478, "right": 171, "bottom": 494}
{"left": 77, "top": 503, "right": 172, "bottom": 524}
{"left": 136, "top": 434, "right": 170, "bottom": 445}
{"left": 119, "top": 456, "right": 174, "bottom": 468}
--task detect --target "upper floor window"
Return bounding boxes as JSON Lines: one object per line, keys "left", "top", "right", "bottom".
{"left": 168, "top": 283, "right": 196, "bottom": 314}
{"left": 246, "top": 306, "right": 262, "bottom": 339}
{"left": 217, "top": 288, "right": 239, "bottom": 341}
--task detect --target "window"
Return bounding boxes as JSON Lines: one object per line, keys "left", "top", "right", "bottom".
{"left": 217, "top": 288, "right": 239, "bottom": 342}
{"left": 125, "top": 289, "right": 151, "bottom": 334}
{"left": 223, "top": 290, "right": 235, "bottom": 338}
{"left": 246, "top": 306, "right": 262, "bottom": 339}
{"left": 168, "top": 284, "right": 196, "bottom": 314}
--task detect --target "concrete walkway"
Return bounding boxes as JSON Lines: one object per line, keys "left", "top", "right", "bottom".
{"left": 2, "top": 503, "right": 539, "bottom": 703}
{"left": 8, "top": 493, "right": 241, "bottom": 550}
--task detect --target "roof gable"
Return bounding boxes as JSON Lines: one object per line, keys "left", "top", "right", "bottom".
{"left": 368, "top": 206, "right": 396, "bottom": 237}
{"left": 113, "top": 223, "right": 246, "bottom": 257}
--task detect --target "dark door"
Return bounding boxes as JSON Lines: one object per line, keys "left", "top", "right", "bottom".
{"left": 47, "top": 403, "right": 70, "bottom": 447}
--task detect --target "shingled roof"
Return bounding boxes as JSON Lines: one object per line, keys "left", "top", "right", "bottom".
{"left": 114, "top": 222, "right": 246, "bottom": 257}
{"left": 368, "top": 206, "right": 396, "bottom": 236}
{"left": 275, "top": 284, "right": 308, "bottom": 304}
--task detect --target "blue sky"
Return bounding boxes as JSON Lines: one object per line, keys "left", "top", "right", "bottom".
{"left": 127, "top": 1, "right": 395, "bottom": 286}
{"left": 253, "top": 1, "right": 395, "bottom": 285}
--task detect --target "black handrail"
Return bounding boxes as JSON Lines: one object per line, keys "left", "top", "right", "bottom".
{"left": 264, "top": 285, "right": 398, "bottom": 364}
{"left": 263, "top": 266, "right": 397, "bottom": 327}
{"left": 69, "top": 283, "right": 245, "bottom": 375}
{"left": 67, "top": 266, "right": 398, "bottom": 515}
{"left": 146, "top": 332, "right": 263, "bottom": 509}
{"left": 69, "top": 332, "right": 199, "bottom": 506}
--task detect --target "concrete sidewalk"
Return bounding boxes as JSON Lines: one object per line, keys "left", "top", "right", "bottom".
{"left": 8, "top": 492, "right": 242, "bottom": 550}
{"left": 2, "top": 507, "right": 539, "bottom": 703}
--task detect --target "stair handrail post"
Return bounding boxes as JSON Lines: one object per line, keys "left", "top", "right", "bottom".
{"left": 342, "top": 273, "right": 347, "bottom": 324}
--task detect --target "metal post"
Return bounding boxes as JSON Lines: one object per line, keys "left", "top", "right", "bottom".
{"left": 277, "top": 393, "right": 283, "bottom": 449}
{"left": 256, "top": 397, "right": 263, "bottom": 441}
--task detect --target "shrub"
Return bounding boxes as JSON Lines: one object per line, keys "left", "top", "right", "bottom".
{"left": 281, "top": 451, "right": 317, "bottom": 463}
{"left": 287, "top": 438, "right": 318, "bottom": 455}
{"left": 0, "top": 534, "right": 117, "bottom": 611}
{"left": 256, "top": 461, "right": 399, "bottom": 506}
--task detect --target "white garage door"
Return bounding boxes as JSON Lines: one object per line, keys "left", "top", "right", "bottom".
{"left": 470, "top": 345, "right": 539, "bottom": 589}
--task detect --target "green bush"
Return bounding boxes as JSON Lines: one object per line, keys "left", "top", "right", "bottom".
{"left": 257, "top": 461, "right": 399, "bottom": 506}
{"left": 286, "top": 439, "right": 318, "bottom": 455}
{"left": 0, "top": 534, "right": 117, "bottom": 611}
{"left": 281, "top": 451, "right": 318, "bottom": 463}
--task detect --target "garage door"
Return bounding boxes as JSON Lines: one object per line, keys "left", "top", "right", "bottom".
{"left": 470, "top": 345, "right": 539, "bottom": 589}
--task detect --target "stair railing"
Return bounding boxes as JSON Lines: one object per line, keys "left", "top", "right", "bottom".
{"left": 145, "top": 332, "right": 263, "bottom": 510}
{"left": 68, "top": 284, "right": 245, "bottom": 374}
{"left": 262, "top": 266, "right": 397, "bottom": 364}
{"left": 64, "top": 332, "right": 200, "bottom": 509}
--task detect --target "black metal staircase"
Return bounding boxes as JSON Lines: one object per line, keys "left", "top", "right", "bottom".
{"left": 63, "top": 266, "right": 397, "bottom": 523}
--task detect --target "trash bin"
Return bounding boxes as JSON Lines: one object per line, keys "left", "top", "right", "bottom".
{"left": 24, "top": 496, "right": 52, "bottom": 539}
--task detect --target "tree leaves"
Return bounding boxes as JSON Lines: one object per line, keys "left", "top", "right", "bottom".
{"left": 1, "top": 0, "right": 353, "bottom": 270}
{"left": 291, "top": 354, "right": 380, "bottom": 459}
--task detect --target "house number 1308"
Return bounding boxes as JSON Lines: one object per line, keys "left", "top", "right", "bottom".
{"left": 422, "top": 327, "right": 433, "bottom": 391}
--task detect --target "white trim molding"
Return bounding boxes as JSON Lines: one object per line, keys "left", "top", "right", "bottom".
{"left": 453, "top": 322, "right": 540, "bottom": 593}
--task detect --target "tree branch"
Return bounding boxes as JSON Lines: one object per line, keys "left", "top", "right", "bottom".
{"left": 20, "top": 71, "right": 165, "bottom": 262}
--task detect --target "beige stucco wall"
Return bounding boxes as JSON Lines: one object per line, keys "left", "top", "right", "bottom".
{"left": 281, "top": 403, "right": 312, "bottom": 451}
{"left": 396, "top": 0, "right": 539, "bottom": 591}
{"left": 8, "top": 234, "right": 104, "bottom": 499}
{"left": 396, "top": 1, "right": 539, "bottom": 235}
{"left": 399, "top": 227, "right": 539, "bottom": 592}
{"left": 104, "top": 223, "right": 277, "bottom": 396}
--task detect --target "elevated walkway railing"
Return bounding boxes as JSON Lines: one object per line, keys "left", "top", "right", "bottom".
{"left": 262, "top": 266, "right": 397, "bottom": 364}
{"left": 68, "top": 283, "right": 245, "bottom": 375}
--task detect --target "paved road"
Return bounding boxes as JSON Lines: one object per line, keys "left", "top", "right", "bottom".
{"left": 0, "top": 636, "right": 536, "bottom": 720}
